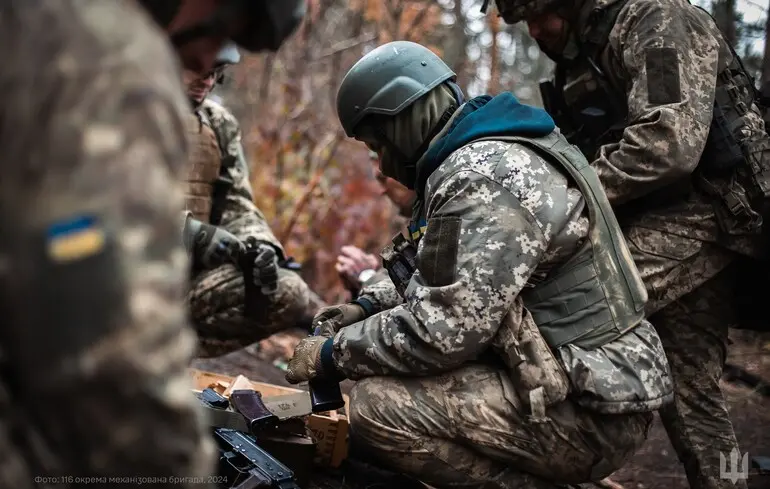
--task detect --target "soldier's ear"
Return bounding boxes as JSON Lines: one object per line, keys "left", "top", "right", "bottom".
{"left": 216, "top": 73, "right": 226, "bottom": 85}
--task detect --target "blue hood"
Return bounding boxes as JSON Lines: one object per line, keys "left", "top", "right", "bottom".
{"left": 416, "top": 92, "right": 556, "bottom": 197}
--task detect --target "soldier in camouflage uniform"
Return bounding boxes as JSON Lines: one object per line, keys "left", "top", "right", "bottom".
{"left": 0, "top": 0, "right": 305, "bottom": 486}
{"left": 483, "top": 0, "right": 770, "bottom": 487}
{"left": 286, "top": 41, "right": 673, "bottom": 489}
{"left": 181, "top": 44, "right": 321, "bottom": 357}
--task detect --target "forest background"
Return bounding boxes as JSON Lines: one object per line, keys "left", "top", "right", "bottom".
{"left": 213, "top": 0, "right": 770, "bottom": 304}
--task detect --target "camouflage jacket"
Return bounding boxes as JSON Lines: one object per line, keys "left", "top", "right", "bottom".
{"left": 198, "top": 98, "right": 287, "bottom": 252}
{"left": 565, "top": 0, "right": 765, "bottom": 255}
{"left": 330, "top": 137, "right": 672, "bottom": 413}
{"left": 188, "top": 99, "right": 320, "bottom": 356}
{"left": 356, "top": 268, "right": 400, "bottom": 306}
{"left": 0, "top": 1, "right": 214, "bottom": 486}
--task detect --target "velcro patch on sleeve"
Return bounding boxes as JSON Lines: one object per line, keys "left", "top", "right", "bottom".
{"left": 417, "top": 216, "right": 462, "bottom": 287}
{"left": 645, "top": 47, "right": 681, "bottom": 106}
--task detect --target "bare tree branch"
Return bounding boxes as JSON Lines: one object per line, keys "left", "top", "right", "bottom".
{"left": 310, "top": 32, "right": 378, "bottom": 61}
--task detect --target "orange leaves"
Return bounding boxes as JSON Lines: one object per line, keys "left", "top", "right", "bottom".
{"left": 212, "top": 0, "right": 453, "bottom": 303}
{"left": 348, "top": 0, "right": 443, "bottom": 46}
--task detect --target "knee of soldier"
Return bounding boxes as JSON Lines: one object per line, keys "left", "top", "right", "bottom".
{"left": 349, "top": 378, "right": 391, "bottom": 431}
{"left": 187, "top": 265, "right": 244, "bottom": 320}
{"left": 349, "top": 377, "right": 422, "bottom": 452}
{"left": 270, "top": 270, "right": 311, "bottom": 323}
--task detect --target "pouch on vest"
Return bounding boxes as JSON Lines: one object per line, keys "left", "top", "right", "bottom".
{"left": 698, "top": 66, "right": 770, "bottom": 236}
{"left": 381, "top": 232, "right": 419, "bottom": 298}
{"left": 184, "top": 113, "right": 222, "bottom": 224}
{"left": 492, "top": 299, "right": 570, "bottom": 413}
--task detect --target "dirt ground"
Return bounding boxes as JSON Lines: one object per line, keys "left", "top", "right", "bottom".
{"left": 192, "top": 328, "right": 770, "bottom": 489}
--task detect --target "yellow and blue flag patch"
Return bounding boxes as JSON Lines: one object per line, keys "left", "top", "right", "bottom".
{"left": 46, "top": 215, "right": 106, "bottom": 263}
{"left": 408, "top": 218, "right": 427, "bottom": 241}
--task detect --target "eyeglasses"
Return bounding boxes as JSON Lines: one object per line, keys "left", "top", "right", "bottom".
{"left": 200, "top": 65, "right": 227, "bottom": 81}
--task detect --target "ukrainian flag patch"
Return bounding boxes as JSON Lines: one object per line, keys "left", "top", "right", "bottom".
{"left": 46, "top": 215, "right": 106, "bottom": 263}
{"left": 409, "top": 218, "right": 427, "bottom": 241}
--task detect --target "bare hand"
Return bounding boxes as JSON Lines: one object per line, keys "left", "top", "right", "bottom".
{"left": 335, "top": 245, "right": 379, "bottom": 289}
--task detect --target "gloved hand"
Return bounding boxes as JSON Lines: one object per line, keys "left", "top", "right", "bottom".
{"left": 242, "top": 237, "right": 279, "bottom": 296}
{"left": 311, "top": 303, "right": 366, "bottom": 337}
{"left": 182, "top": 214, "right": 244, "bottom": 269}
{"left": 285, "top": 336, "right": 329, "bottom": 384}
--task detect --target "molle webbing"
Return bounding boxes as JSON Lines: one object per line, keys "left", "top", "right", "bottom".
{"left": 184, "top": 113, "right": 222, "bottom": 222}
{"left": 474, "top": 132, "right": 647, "bottom": 350}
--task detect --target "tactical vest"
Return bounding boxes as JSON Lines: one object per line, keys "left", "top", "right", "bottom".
{"left": 476, "top": 132, "right": 648, "bottom": 350}
{"left": 401, "top": 132, "right": 648, "bottom": 351}
{"left": 541, "top": 0, "right": 770, "bottom": 235}
{"left": 199, "top": 103, "right": 239, "bottom": 226}
{"left": 184, "top": 111, "right": 222, "bottom": 223}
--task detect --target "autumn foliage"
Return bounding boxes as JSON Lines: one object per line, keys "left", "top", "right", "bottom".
{"left": 213, "top": 0, "right": 554, "bottom": 303}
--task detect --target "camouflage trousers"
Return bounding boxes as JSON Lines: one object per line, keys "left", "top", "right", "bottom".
{"left": 625, "top": 226, "right": 746, "bottom": 489}
{"left": 187, "top": 265, "right": 313, "bottom": 357}
{"left": 348, "top": 364, "right": 653, "bottom": 489}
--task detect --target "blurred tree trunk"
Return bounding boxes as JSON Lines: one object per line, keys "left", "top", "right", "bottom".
{"left": 762, "top": 0, "right": 770, "bottom": 84}
{"left": 441, "top": 0, "right": 471, "bottom": 88}
{"left": 488, "top": 12, "right": 501, "bottom": 93}
{"left": 712, "top": 0, "right": 737, "bottom": 46}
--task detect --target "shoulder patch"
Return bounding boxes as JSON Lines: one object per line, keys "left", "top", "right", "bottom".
{"left": 417, "top": 216, "right": 462, "bottom": 287}
{"left": 645, "top": 47, "right": 681, "bottom": 106}
{"left": 46, "top": 215, "right": 106, "bottom": 263}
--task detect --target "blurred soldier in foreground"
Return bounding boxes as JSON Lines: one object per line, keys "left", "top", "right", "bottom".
{"left": 181, "top": 43, "right": 320, "bottom": 357}
{"left": 0, "top": 0, "right": 304, "bottom": 486}
{"left": 483, "top": 0, "right": 770, "bottom": 487}
{"left": 335, "top": 151, "right": 416, "bottom": 296}
{"left": 286, "top": 41, "right": 673, "bottom": 489}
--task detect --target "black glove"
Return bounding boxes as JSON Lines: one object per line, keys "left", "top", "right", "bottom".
{"left": 241, "top": 237, "right": 279, "bottom": 296}
{"left": 182, "top": 214, "right": 243, "bottom": 269}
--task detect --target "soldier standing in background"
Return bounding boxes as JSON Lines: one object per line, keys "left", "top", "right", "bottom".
{"left": 0, "top": 0, "right": 305, "bottom": 486}
{"left": 483, "top": 0, "right": 770, "bottom": 487}
{"left": 181, "top": 43, "right": 323, "bottom": 357}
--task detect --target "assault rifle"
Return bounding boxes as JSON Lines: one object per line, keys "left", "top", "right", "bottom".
{"left": 197, "top": 388, "right": 301, "bottom": 489}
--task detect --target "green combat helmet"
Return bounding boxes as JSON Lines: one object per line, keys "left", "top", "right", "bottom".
{"left": 336, "top": 41, "right": 456, "bottom": 138}
{"left": 480, "top": 0, "right": 567, "bottom": 24}
{"left": 137, "top": 0, "right": 306, "bottom": 52}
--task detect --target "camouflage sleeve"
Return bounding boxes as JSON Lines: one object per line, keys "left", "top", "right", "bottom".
{"left": 592, "top": 0, "right": 718, "bottom": 204}
{"left": 331, "top": 161, "right": 547, "bottom": 378}
{"left": 1, "top": 83, "right": 214, "bottom": 478}
{"left": 357, "top": 274, "right": 403, "bottom": 311}
{"left": 216, "top": 118, "right": 285, "bottom": 252}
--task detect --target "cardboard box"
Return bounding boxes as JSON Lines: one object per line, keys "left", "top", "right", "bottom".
{"left": 189, "top": 368, "right": 349, "bottom": 468}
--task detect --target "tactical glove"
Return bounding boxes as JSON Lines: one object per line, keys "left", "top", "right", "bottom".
{"left": 285, "top": 336, "right": 328, "bottom": 384}
{"left": 242, "top": 237, "right": 279, "bottom": 296}
{"left": 182, "top": 214, "right": 244, "bottom": 269}
{"left": 311, "top": 303, "right": 366, "bottom": 337}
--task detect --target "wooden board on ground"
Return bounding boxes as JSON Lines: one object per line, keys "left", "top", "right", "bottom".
{"left": 189, "top": 368, "right": 350, "bottom": 468}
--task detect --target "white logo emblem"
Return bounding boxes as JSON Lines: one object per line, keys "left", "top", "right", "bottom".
{"left": 719, "top": 448, "right": 749, "bottom": 483}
